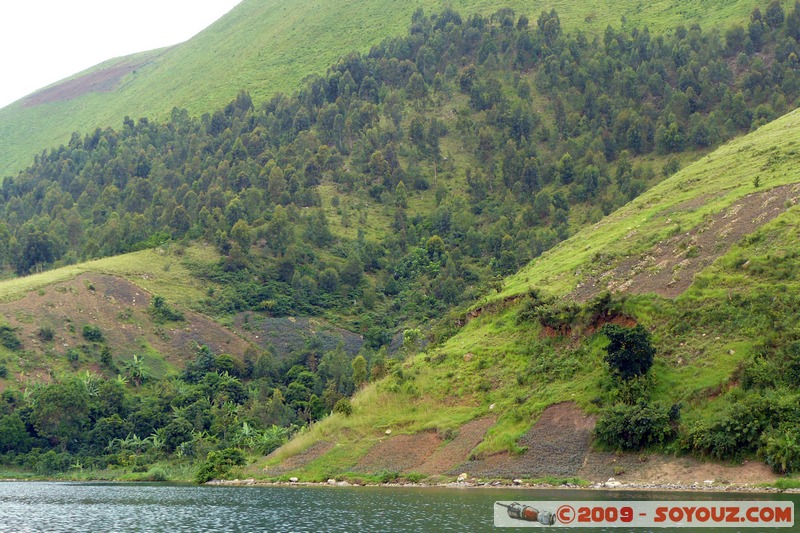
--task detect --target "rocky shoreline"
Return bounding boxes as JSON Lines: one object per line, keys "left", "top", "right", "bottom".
{"left": 206, "top": 477, "right": 800, "bottom": 493}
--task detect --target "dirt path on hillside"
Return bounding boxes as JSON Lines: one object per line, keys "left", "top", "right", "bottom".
{"left": 571, "top": 183, "right": 800, "bottom": 301}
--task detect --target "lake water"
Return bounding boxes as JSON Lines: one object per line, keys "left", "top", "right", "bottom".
{"left": 0, "top": 482, "right": 797, "bottom": 532}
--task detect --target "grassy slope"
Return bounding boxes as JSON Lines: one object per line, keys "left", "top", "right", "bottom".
{"left": 0, "top": 0, "right": 782, "bottom": 179}
{"left": 499, "top": 111, "right": 800, "bottom": 301}
{"left": 260, "top": 107, "right": 800, "bottom": 481}
{"left": 0, "top": 244, "right": 222, "bottom": 382}
{"left": 0, "top": 244, "right": 216, "bottom": 308}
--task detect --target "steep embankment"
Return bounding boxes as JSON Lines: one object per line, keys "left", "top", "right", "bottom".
{"left": 258, "top": 107, "right": 800, "bottom": 485}
{"left": 0, "top": 0, "right": 772, "bottom": 178}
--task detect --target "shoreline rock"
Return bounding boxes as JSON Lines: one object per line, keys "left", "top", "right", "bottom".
{"left": 204, "top": 478, "right": 799, "bottom": 493}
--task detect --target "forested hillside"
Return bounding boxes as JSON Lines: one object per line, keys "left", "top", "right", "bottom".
{"left": 0, "top": 0, "right": 779, "bottom": 179}
{"left": 2, "top": 3, "right": 800, "bottom": 481}
{"left": 4, "top": 5, "right": 800, "bottom": 328}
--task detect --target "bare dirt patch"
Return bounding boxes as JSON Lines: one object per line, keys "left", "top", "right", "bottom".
{"left": 237, "top": 315, "right": 363, "bottom": 359}
{"left": 354, "top": 432, "right": 442, "bottom": 473}
{"left": 262, "top": 441, "right": 335, "bottom": 476}
{"left": 415, "top": 418, "right": 495, "bottom": 475}
{"left": 584, "top": 314, "right": 638, "bottom": 336}
{"left": 580, "top": 451, "right": 777, "bottom": 485}
{"left": 454, "top": 403, "right": 775, "bottom": 485}
{"left": 460, "top": 402, "right": 596, "bottom": 479}
{"left": 571, "top": 184, "right": 800, "bottom": 301}
{"left": 270, "top": 403, "right": 779, "bottom": 486}
{"left": 21, "top": 53, "right": 167, "bottom": 107}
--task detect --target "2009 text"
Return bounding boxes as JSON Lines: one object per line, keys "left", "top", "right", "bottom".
{"left": 494, "top": 500, "right": 795, "bottom": 528}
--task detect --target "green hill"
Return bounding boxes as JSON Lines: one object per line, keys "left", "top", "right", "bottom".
{"left": 1, "top": 1, "right": 799, "bottom": 483}
{"left": 260, "top": 105, "right": 800, "bottom": 485}
{"left": 0, "top": 0, "right": 783, "bottom": 179}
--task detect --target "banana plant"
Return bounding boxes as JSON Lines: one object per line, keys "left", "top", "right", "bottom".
{"left": 79, "top": 371, "right": 101, "bottom": 397}
{"left": 122, "top": 354, "right": 148, "bottom": 387}
{"left": 149, "top": 427, "right": 168, "bottom": 454}
{"left": 253, "top": 425, "right": 289, "bottom": 456}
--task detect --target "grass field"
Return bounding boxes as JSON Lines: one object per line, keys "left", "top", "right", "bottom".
{"left": 0, "top": 243, "right": 217, "bottom": 308}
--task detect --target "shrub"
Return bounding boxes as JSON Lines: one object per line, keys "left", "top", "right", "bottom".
{"left": 595, "top": 400, "right": 676, "bottom": 450}
{"left": 333, "top": 398, "right": 353, "bottom": 416}
{"left": 37, "top": 326, "right": 54, "bottom": 342}
{"left": 378, "top": 470, "right": 399, "bottom": 483}
{"left": 535, "top": 301, "right": 580, "bottom": 331}
{"left": 0, "top": 326, "right": 21, "bottom": 350}
{"left": 405, "top": 472, "right": 426, "bottom": 483}
{"left": 82, "top": 325, "right": 104, "bottom": 342}
{"left": 66, "top": 349, "right": 80, "bottom": 365}
{"left": 194, "top": 447, "right": 246, "bottom": 484}
{"left": 585, "top": 291, "right": 625, "bottom": 321}
{"left": 761, "top": 427, "right": 800, "bottom": 474}
{"left": 100, "top": 346, "right": 113, "bottom": 367}
{"left": 684, "top": 391, "right": 800, "bottom": 461}
{"left": 742, "top": 341, "right": 800, "bottom": 390}
{"left": 602, "top": 324, "right": 655, "bottom": 381}
{"left": 613, "top": 374, "right": 653, "bottom": 405}
{"left": 683, "top": 398, "right": 764, "bottom": 459}
{"left": 30, "top": 449, "right": 72, "bottom": 475}
{"left": 146, "top": 467, "right": 168, "bottom": 482}
{"left": 515, "top": 289, "right": 579, "bottom": 333}
{"left": 149, "top": 295, "right": 185, "bottom": 323}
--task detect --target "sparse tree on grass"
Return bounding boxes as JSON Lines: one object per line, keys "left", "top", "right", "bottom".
{"left": 602, "top": 324, "right": 655, "bottom": 381}
{"left": 351, "top": 355, "right": 368, "bottom": 388}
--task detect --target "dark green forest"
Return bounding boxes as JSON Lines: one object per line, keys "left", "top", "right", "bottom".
{"left": 2, "top": 2, "right": 800, "bottom": 478}
{"left": 0, "top": 337, "right": 378, "bottom": 479}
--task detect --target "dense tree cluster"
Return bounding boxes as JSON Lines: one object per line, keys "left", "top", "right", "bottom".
{"left": 0, "top": 341, "right": 386, "bottom": 475}
{"left": 1, "top": 5, "right": 798, "bottom": 339}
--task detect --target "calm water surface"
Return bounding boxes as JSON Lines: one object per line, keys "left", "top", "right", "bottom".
{"left": 0, "top": 482, "right": 797, "bottom": 532}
